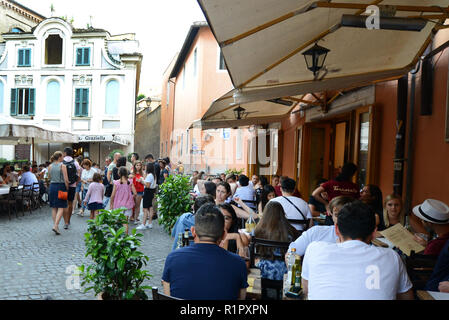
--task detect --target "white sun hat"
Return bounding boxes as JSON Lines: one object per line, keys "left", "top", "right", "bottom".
{"left": 413, "top": 199, "right": 449, "bottom": 225}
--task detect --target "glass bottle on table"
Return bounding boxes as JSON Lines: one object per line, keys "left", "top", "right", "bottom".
{"left": 285, "top": 248, "right": 297, "bottom": 293}
{"left": 176, "top": 233, "right": 183, "bottom": 249}
{"left": 245, "top": 214, "right": 256, "bottom": 233}
{"left": 182, "top": 228, "right": 190, "bottom": 247}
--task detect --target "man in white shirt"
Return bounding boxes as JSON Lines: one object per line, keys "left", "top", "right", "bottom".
{"left": 270, "top": 178, "right": 313, "bottom": 231}
{"left": 232, "top": 175, "right": 256, "bottom": 210}
{"left": 287, "top": 196, "right": 355, "bottom": 256}
{"left": 301, "top": 201, "right": 414, "bottom": 300}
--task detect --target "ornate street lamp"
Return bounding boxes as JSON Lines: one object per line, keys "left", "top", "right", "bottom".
{"left": 145, "top": 98, "right": 152, "bottom": 107}
{"left": 302, "top": 42, "right": 330, "bottom": 77}
{"left": 233, "top": 106, "right": 247, "bottom": 120}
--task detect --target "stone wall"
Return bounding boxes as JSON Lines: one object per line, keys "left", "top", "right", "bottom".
{"left": 134, "top": 106, "right": 161, "bottom": 160}
{"left": 0, "top": 1, "right": 41, "bottom": 42}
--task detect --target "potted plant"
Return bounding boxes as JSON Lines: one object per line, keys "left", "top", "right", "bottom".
{"left": 80, "top": 208, "right": 152, "bottom": 300}
{"left": 157, "top": 174, "right": 193, "bottom": 234}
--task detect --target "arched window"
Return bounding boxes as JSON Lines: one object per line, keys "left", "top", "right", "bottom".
{"left": 0, "top": 81, "right": 4, "bottom": 113}
{"left": 46, "top": 81, "right": 60, "bottom": 114}
{"left": 11, "top": 27, "right": 24, "bottom": 33}
{"left": 45, "top": 35, "right": 63, "bottom": 65}
{"left": 105, "top": 80, "right": 119, "bottom": 115}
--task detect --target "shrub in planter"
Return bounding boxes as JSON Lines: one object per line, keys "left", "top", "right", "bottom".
{"left": 80, "top": 208, "right": 152, "bottom": 300}
{"left": 157, "top": 174, "right": 193, "bottom": 234}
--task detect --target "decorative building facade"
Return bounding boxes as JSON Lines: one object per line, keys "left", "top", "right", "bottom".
{"left": 0, "top": 17, "right": 142, "bottom": 164}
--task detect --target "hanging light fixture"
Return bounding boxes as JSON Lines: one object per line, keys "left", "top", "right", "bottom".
{"left": 302, "top": 42, "right": 330, "bottom": 77}
{"left": 233, "top": 106, "right": 247, "bottom": 120}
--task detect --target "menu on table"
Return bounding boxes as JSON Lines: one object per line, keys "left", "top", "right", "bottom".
{"left": 379, "top": 224, "right": 425, "bottom": 256}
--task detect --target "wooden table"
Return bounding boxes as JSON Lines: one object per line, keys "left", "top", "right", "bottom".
{"left": 246, "top": 268, "right": 304, "bottom": 300}
{"left": 417, "top": 290, "right": 449, "bottom": 300}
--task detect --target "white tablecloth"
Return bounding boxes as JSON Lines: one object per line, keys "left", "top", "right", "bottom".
{"left": 0, "top": 185, "right": 23, "bottom": 196}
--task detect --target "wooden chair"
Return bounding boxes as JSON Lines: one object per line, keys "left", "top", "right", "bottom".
{"left": 249, "top": 237, "right": 291, "bottom": 269}
{"left": 151, "top": 287, "right": 183, "bottom": 300}
{"left": 0, "top": 187, "right": 19, "bottom": 220}
{"left": 405, "top": 250, "right": 438, "bottom": 291}
{"left": 287, "top": 218, "right": 310, "bottom": 233}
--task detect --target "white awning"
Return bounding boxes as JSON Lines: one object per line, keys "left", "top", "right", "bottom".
{"left": 196, "top": 0, "right": 449, "bottom": 128}
{"left": 0, "top": 115, "right": 79, "bottom": 144}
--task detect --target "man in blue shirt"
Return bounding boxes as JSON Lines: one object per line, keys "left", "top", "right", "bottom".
{"left": 19, "top": 165, "right": 39, "bottom": 192}
{"left": 171, "top": 194, "right": 215, "bottom": 251}
{"left": 162, "top": 203, "right": 249, "bottom": 300}
{"left": 233, "top": 175, "right": 256, "bottom": 210}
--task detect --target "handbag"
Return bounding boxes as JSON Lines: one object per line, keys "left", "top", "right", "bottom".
{"left": 58, "top": 190, "right": 68, "bottom": 200}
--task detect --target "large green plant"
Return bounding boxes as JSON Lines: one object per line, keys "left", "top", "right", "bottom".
{"left": 157, "top": 174, "right": 193, "bottom": 234}
{"left": 80, "top": 208, "right": 152, "bottom": 300}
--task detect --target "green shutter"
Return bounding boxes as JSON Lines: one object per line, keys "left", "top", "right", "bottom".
{"left": 76, "top": 49, "right": 83, "bottom": 65}
{"left": 10, "top": 89, "right": 17, "bottom": 115}
{"left": 75, "top": 88, "right": 81, "bottom": 116}
{"left": 24, "top": 49, "right": 31, "bottom": 66}
{"left": 28, "top": 88, "right": 35, "bottom": 115}
{"left": 82, "top": 88, "right": 89, "bottom": 116}
{"left": 83, "top": 48, "right": 90, "bottom": 65}
{"left": 18, "top": 49, "right": 24, "bottom": 66}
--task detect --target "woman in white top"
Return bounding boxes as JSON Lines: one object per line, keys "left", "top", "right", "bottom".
{"left": 137, "top": 162, "right": 157, "bottom": 230}
{"left": 79, "top": 159, "right": 97, "bottom": 216}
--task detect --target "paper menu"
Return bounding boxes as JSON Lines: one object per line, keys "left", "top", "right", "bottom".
{"left": 379, "top": 224, "right": 425, "bottom": 256}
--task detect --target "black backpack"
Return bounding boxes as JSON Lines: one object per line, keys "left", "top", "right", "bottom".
{"left": 64, "top": 160, "right": 78, "bottom": 185}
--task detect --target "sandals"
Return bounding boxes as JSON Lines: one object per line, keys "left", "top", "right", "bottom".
{"left": 52, "top": 228, "right": 61, "bottom": 235}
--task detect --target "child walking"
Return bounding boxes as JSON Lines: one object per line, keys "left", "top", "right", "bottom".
{"left": 83, "top": 173, "right": 104, "bottom": 219}
{"left": 110, "top": 167, "right": 137, "bottom": 234}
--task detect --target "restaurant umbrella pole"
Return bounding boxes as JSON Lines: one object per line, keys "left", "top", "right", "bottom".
{"left": 393, "top": 75, "right": 408, "bottom": 197}
{"left": 404, "top": 60, "right": 421, "bottom": 227}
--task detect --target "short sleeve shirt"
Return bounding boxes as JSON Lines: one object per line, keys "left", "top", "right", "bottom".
{"left": 302, "top": 240, "right": 412, "bottom": 300}
{"left": 321, "top": 180, "right": 360, "bottom": 201}
{"left": 145, "top": 173, "right": 156, "bottom": 189}
{"left": 288, "top": 225, "right": 338, "bottom": 256}
{"left": 269, "top": 196, "right": 313, "bottom": 231}
{"left": 162, "top": 243, "right": 248, "bottom": 300}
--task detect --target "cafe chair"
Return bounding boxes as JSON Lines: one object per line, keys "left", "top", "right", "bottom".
{"left": 261, "top": 278, "right": 283, "bottom": 300}
{"left": 31, "top": 182, "right": 41, "bottom": 210}
{"left": 249, "top": 237, "right": 291, "bottom": 269}
{"left": 151, "top": 287, "right": 183, "bottom": 300}
{"left": 287, "top": 218, "right": 310, "bottom": 233}
{"left": 0, "top": 186, "right": 19, "bottom": 220}
{"left": 405, "top": 250, "right": 438, "bottom": 291}
{"left": 16, "top": 185, "right": 33, "bottom": 216}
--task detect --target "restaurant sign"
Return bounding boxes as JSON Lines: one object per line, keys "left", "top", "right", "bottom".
{"left": 78, "top": 135, "right": 129, "bottom": 146}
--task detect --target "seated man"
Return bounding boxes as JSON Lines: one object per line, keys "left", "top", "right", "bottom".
{"left": 19, "top": 165, "right": 39, "bottom": 192}
{"left": 302, "top": 201, "right": 413, "bottom": 300}
{"left": 425, "top": 236, "right": 449, "bottom": 292}
{"left": 412, "top": 199, "right": 449, "bottom": 256}
{"left": 233, "top": 175, "right": 256, "bottom": 210}
{"left": 162, "top": 203, "right": 249, "bottom": 300}
{"left": 171, "top": 194, "right": 215, "bottom": 251}
{"left": 270, "top": 178, "right": 313, "bottom": 231}
{"left": 286, "top": 196, "right": 354, "bottom": 257}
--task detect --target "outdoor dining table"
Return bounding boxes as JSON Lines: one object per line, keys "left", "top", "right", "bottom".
{"left": 0, "top": 185, "right": 23, "bottom": 196}
{"left": 416, "top": 290, "right": 449, "bottom": 300}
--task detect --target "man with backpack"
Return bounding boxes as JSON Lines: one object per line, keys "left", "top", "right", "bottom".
{"left": 63, "top": 147, "right": 81, "bottom": 229}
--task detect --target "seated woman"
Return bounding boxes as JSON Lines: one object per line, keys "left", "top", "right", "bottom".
{"left": 253, "top": 201, "right": 300, "bottom": 281}
{"left": 360, "top": 184, "right": 386, "bottom": 231}
{"left": 218, "top": 203, "right": 250, "bottom": 255}
{"left": 216, "top": 182, "right": 232, "bottom": 205}
{"left": 258, "top": 184, "right": 276, "bottom": 216}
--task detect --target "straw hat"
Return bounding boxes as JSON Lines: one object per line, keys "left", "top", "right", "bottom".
{"left": 413, "top": 199, "right": 449, "bottom": 225}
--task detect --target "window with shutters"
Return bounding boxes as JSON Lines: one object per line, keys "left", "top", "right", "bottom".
{"left": 76, "top": 47, "right": 91, "bottom": 66}
{"left": 18, "top": 48, "right": 31, "bottom": 67}
{"left": 74, "top": 88, "right": 89, "bottom": 117}
{"left": 10, "top": 88, "right": 35, "bottom": 116}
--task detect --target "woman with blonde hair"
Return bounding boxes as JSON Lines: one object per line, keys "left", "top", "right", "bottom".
{"left": 383, "top": 194, "right": 405, "bottom": 228}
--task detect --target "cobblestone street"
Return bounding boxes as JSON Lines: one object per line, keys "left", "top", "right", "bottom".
{"left": 0, "top": 205, "right": 173, "bottom": 300}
